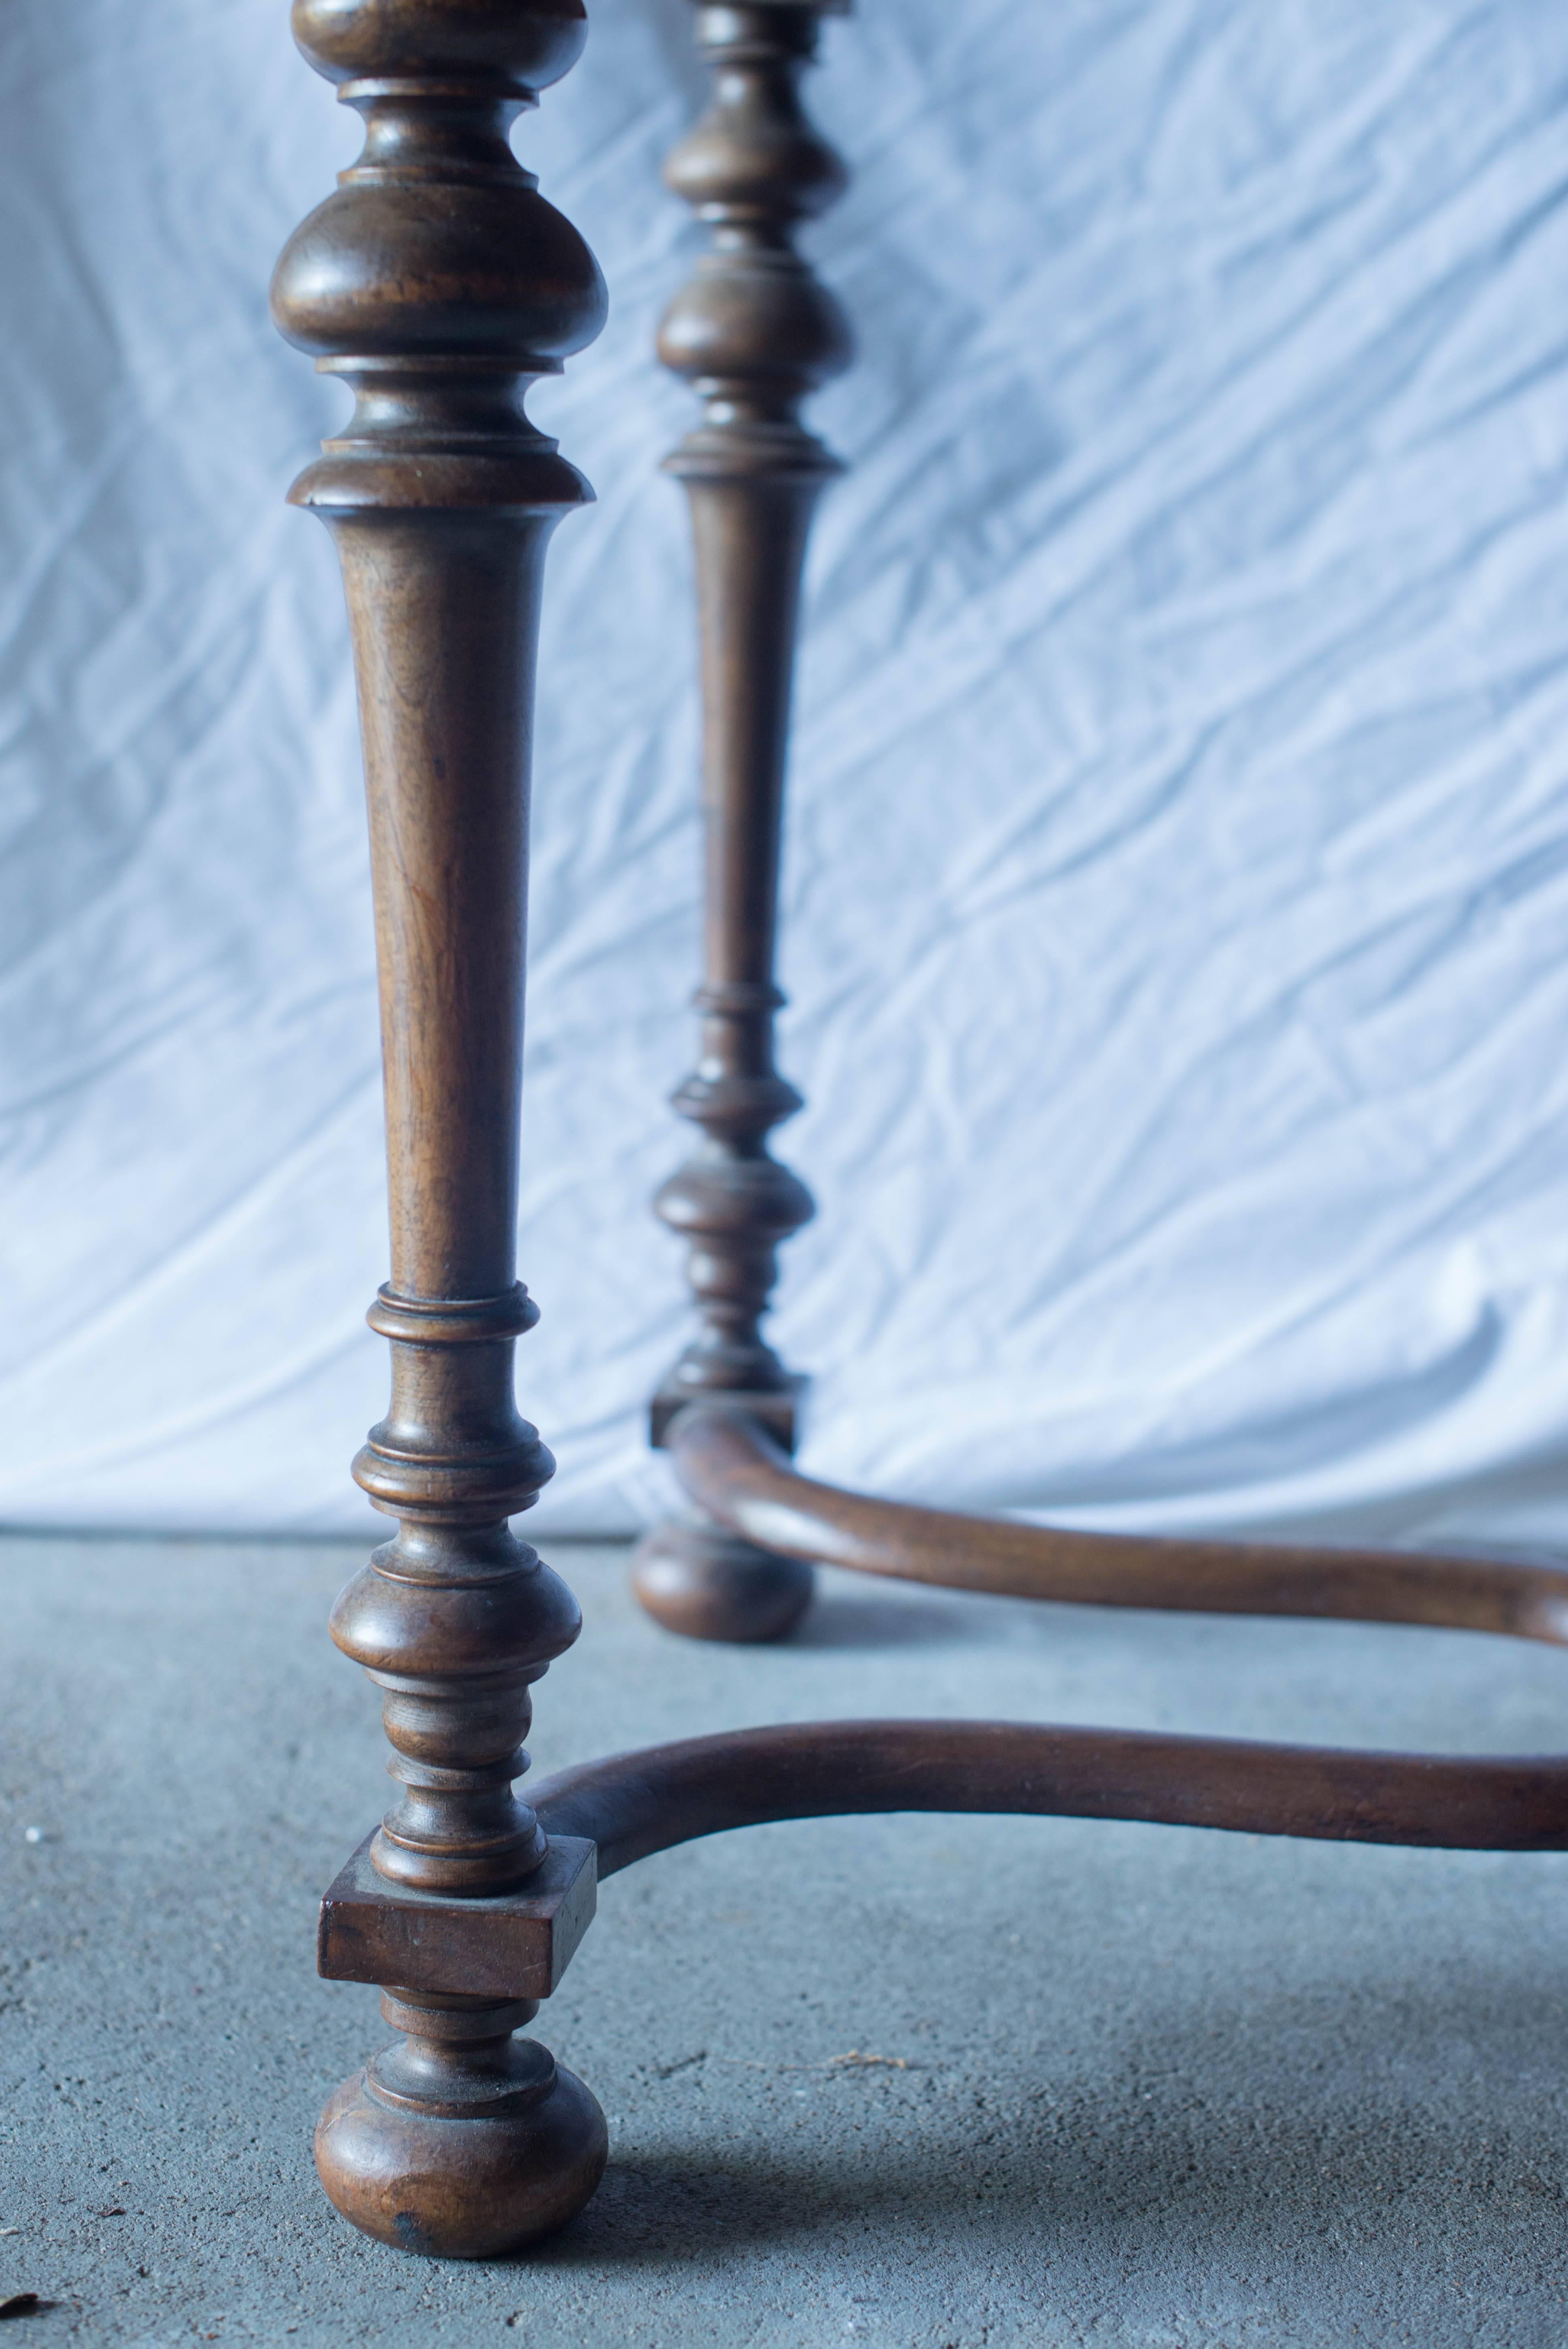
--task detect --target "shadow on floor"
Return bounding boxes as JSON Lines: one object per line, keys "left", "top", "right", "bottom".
{"left": 789, "top": 1591, "right": 981, "bottom": 1649}
{"left": 532, "top": 1960, "right": 1568, "bottom": 2287}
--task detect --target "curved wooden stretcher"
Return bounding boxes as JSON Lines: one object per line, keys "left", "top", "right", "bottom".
{"left": 270, "top": 0, "right": 1568, "bottom": 2273}
{"left": 533, "top": 1713, "right": 1568, "bottom": 1869}
{"left": 664, "top": 1402, "right": 1568, "bottom": 1649}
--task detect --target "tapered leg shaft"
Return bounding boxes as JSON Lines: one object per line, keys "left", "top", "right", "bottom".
{"left": 272, "top": 0, "right": 609, "bottom": 2256}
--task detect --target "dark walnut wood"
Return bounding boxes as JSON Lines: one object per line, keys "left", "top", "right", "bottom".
{"left": 635, "top": 0, "right": 851, "bottom": 1644}
{"left": 533, "top": 1719, "right": 1568, "bottom": 1872}
{"left": 317, "top": 1830, "right": 598, "bottom": 2003}
{"left": 263, "top": 0, "right": 1568, "bottom": 2261}
{"left": 272, "top": 0, "right": 607, "bottom": 2259}
{"left": 668, "top": 1402, "right": 1568, "bottom": 1645}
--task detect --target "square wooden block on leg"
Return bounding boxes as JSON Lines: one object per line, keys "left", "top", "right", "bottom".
{"left": 649, "top": 1376, "right": 808, "bottom": 1455}
{"left": 317, "top": 1833, "right": 597, "bottom": 1999}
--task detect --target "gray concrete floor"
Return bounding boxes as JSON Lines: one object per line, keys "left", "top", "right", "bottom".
{"left": 4, "top": 1533, "right": 1568, "bottom": 2346}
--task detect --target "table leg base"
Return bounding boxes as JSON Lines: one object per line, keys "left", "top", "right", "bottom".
{"left": 632, "top": 1518, "right": 815, "bottom": 1643}
{"left": 315, "top": 1999, "right": 607, "bottom": 2259}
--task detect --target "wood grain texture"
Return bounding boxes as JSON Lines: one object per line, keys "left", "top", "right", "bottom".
{"left": 265, "top": 0, "right": 1568, "bottom": 2264}
{"left": 272, "top": 0, "right": 607, "bottom": 2257}
{"left": 316, "top": 1831, "right": 597, "bottom": 2001}
{"left": 533, "top": 1719, "right": 1568, "bottom": 1874}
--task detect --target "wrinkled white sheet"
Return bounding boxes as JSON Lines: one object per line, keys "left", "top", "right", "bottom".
{"left": 3, "top": 0, "right": 1568, "bottom": 1545}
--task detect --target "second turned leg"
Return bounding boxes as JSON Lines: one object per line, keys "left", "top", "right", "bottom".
{"left": 637, "top": 0, "right": 853, "bottom": 1644}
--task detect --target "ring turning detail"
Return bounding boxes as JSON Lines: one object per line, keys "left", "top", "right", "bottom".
{"left": 634, "top": 0, "right": 855, "bottom": 1645}
{"left": 273, "top": 0, "right": 1568, "bottom": 2273}
{"left": 273, "top": 0, "right": 610, "bottom": 2261}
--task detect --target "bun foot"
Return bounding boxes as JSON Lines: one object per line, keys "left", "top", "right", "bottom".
{"left": 632, "top": 1519, "right": 815, "bottom": 1642}
{"left": 314, "top": 1995, "right": 607, "bottom": 2260}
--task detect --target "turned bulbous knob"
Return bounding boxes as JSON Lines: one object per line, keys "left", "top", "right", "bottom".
{"left": 658, "top": 262, "right": 850, "bottom": 400}
{"left": 664, "top": 111, "right": 847, "bottom": 224}
{"left": 272, "top": 0, "right": 607, "bottom": 374}
{"left": 272, "top": 182, "right": 606, "bottom": 365}
{"left": 328, "top": 1545, "right": 583, "bottom": 1684}
{"left": 290, "top": 0, "right": 588, "bottom": 89}
{"left": 653, "top": 1154, "right": 814, "bottom": 1243}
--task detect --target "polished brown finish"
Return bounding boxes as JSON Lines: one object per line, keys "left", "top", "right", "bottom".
{"left": 318, "top": 1831, "right": 597, "bottom": 2002}
{"left": 636, "top": 0, "right": 852, "bottom": 1642}
{"left": 669, "top": 1402, "right": 1568, "bottom": 1646}
{"left": 268, "top": 0, "right": 1568, "bottom": 2266}
{"left": 533, "top": 1719, "right": 1568, "bottom": 1874}
{"left": 629, "top": 1515, "right": 820, "bottom": 1644}
{"left": 315, "top": 1995, "right": 607, "bottom": 2262}
{"left": 272, "top": 0, "right": 607, "bottom": 2256}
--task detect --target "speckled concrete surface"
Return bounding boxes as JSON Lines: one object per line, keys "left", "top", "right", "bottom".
{"left": 4, "top": 1532, "right": 1568, "bottom": 2347}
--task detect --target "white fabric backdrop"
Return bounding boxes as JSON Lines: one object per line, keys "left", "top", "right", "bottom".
{"left": 3, "top": 0, "right": 1568, "bottom": 1546}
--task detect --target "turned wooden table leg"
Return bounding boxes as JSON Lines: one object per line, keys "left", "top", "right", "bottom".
{"left": 635, "top": 0, "right": 852, "bottom": 1645}
{"left": 272, "top": 0, "right": 608, "bottom": 2259}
